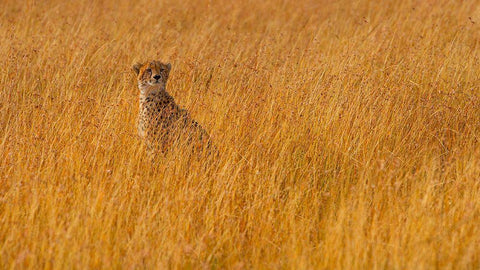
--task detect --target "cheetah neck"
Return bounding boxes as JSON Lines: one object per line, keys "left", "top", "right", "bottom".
{"left": 139, "top": 84, "right": 172, "bottom": 101}
{"left": 139, "top": 85, "right": 173, "bottom": 106}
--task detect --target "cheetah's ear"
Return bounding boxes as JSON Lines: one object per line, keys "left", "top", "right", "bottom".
{"left": 166, "top": 63, "right": 172, "bottom": 73}
{"left": 132, "top": 62, "right": 143, "bottom": 75}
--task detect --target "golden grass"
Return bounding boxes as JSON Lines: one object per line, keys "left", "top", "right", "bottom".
{"left": 1, "top": 0, "right": 480, "bottom": 268}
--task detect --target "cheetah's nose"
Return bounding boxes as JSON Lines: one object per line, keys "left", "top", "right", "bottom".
{"left": 153, "top": 75, "right": 161, "bottom": 80}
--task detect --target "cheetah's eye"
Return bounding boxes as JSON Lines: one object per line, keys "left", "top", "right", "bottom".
{"left": 146, "top": 68, "right": 152, "bottom": 73}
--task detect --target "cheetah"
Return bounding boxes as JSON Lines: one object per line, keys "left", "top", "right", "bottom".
{"left": 133, "top": 60, "right": 212, "bottom": 155}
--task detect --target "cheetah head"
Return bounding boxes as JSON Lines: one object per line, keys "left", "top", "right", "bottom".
{"left": 133, "top": 60, "right": 171, "bottom": 91}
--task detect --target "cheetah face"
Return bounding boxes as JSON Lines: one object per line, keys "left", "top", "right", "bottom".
{"left": 133, "top": 60, "right": 171, "bottom": 89}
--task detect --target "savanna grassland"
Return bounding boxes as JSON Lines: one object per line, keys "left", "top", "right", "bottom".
{"left": 1, "top": 0, "right": 480, "bottom": 268}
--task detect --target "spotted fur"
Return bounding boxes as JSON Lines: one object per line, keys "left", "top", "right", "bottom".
{"left": 133, "top": 60, "right": 212, "bottom": 155}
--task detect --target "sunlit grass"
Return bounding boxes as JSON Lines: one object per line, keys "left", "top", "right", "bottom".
{"left": 1, "top": 0, "right": 480, "bottom": 268}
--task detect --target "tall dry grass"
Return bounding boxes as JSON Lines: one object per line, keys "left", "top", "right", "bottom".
{"left": 1, "top": 0, "right": 480, "bottom": 268}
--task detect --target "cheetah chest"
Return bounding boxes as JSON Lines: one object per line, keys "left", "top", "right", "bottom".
{"left": 138, "top": 99, "right": 182, "bottom": 139}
